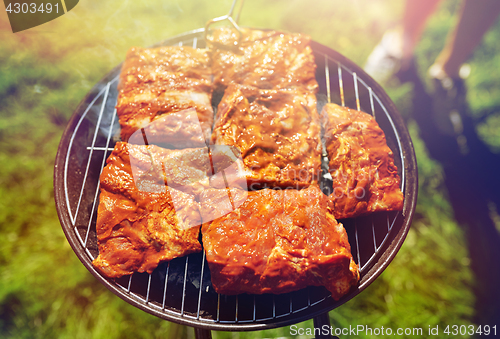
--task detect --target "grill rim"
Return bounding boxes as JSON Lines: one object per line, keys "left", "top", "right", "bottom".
{"left": 53, "top": 28, "right": 418, "bottom": 331}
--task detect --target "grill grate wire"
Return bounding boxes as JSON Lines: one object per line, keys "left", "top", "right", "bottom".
{"left": 56, "top": 30, "right": 414, "bottom": 330}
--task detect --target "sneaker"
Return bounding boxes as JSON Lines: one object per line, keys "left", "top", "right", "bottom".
{"left": 428, "top": 63, "right": 471, "bottom": 155}
{"left": 364, "top": 29, "right": 406, "bottom": 84}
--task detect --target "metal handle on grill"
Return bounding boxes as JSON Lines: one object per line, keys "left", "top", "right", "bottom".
{"left": 205, "top": 0, "right": 245, "bottom": 45}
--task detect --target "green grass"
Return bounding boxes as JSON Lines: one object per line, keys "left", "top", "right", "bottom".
{"left": 1, "top": 0, "right": 499, "bottom": 337}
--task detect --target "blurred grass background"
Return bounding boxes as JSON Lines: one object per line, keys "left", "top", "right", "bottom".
{"left": 1, "top": 0, "right": 499, "bottom": 337}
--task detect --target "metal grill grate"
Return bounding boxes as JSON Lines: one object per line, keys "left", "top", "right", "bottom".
{"left": 54, "top": 29, "right": 417, "bottom": 331}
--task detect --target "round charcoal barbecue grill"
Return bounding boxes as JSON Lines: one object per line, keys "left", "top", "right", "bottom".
{"left": 54, "top": 8, "right": 418, "bottom": 338}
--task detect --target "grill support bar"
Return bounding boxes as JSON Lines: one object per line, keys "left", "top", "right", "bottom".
{"left": 194, "top": 328, "right": 212, "bottom": 339}
{"left": 313, "top": 312, "right": 333, "bottom": 339}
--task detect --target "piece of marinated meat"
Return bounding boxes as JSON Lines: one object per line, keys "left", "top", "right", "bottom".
{"left": 116, "top": 46, "right": 213, "bottom": 146}
{"left": 92, "top": 142, "right": 209, "bottom": 278}
{"left": 201, "top": 185, "right": 359, "bottom": 299}
{"left": 211, "top": 84, "right": 322, "bottom": 189}
{"left": 321, "top": 103, "right": 404, "bottom": 219}
{"left": 209, "top": 27, "right": 318, "bottom": 92}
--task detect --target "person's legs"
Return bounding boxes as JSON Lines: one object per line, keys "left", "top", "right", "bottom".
{"left": 426, "top": 0, "right": 500, "bottom": 150}
{"left": 431, "top": 0, "right": 500, "bottom": 79}
{"left": 402, "top": 0, "right": 442, "bottom": 61}
{"left": 364, "top": 0, "right": 442, "bottom": 82}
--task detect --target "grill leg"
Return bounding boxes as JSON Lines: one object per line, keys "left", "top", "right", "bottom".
{"left": 194, "top": 327, "right": 212, "bottom": 339}
{"left": 313, "top": 312, "right": 334, "bottom": 339}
